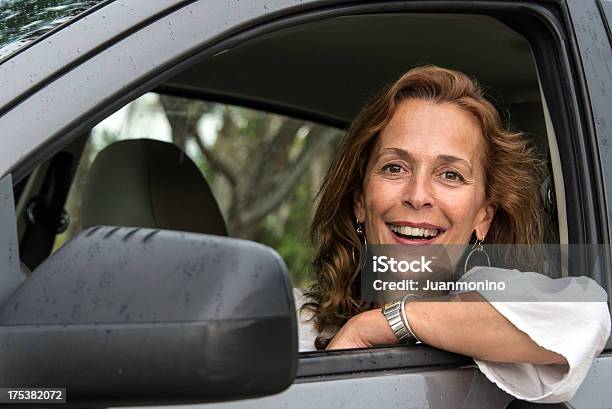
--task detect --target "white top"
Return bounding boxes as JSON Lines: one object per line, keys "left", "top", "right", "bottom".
{"left": 293, "top": 267, "right": 611, "bottom": 404}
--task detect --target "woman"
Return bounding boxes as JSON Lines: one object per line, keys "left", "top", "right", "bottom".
{"left": 295, "top": 65, "right": 610, "bottom": 403}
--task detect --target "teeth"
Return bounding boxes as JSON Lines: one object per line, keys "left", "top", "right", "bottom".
{"left": 389, "top": 225, "right": 439, "bottom": 237}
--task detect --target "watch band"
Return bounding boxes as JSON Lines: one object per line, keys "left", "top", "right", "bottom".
{"left": 382, "top": 294, "right": 420, "bottom": 344}
{"left": 400, "top": 294, "right": 421, "bottom": 343}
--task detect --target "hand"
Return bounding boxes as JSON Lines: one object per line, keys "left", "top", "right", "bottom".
{"left": 326, "top": 308, "right": 398, "bottom": 350}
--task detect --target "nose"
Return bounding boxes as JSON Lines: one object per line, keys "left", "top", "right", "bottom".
{"left": 402, "top": 172, "right": 434, "bottom": 210}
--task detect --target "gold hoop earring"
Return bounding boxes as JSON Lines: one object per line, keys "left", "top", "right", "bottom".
{"left": 463, "top": 238, "right": 490, "bottom": 274}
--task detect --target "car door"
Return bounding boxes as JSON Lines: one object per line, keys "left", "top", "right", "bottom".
{"left": 1, "top": 1, "right": 610, "bottom": 408}
{"left": 555, "top": 1, "right": 612, "bottom": 408}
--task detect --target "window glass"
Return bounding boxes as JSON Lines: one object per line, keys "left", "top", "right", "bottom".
{"left": 0, "top": 0, "right": 104, "bottom": 60}
{"left": 53, "top": 92, "right": 343, "bottom": 288}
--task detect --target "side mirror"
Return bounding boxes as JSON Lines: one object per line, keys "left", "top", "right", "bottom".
{"left": 0, "top": 226, "right": 297, "bottom": 406}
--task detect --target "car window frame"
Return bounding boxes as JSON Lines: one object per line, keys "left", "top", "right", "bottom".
{"left": 0, "top": 0, "right": 193, "bottom": 115}
{"left": 565, "top": 0, "right": 612, "bottom": 300}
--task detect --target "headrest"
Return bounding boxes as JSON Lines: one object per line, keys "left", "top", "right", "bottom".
{"left": 81, "top": 139, "right": 227, "bottom": 236}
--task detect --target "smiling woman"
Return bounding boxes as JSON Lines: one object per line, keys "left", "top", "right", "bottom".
{"left": 296, "top": 65, "right": 610, "bottom": 403}
{"left": 356, "top": 99, "right": 495, "bottom": 246}
{"left": 304, "top": 65, "right": 546, "bottom": 334}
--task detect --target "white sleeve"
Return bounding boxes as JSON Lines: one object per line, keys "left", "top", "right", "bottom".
{"left": 455, "top": 267, "right": 611, "bottom": 403}
{"left": 292, "top": 288, "right": 318, "bottom": 352}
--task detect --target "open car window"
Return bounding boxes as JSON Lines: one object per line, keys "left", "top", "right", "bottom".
{"left": 14, "top": 10, "right": 567, "bottom": 338}
{"left": 50, "top": 92, "right": 343, "bottom": 289}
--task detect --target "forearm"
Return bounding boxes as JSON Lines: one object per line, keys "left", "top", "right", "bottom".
{"left": 406, "top": 291, "right": 568, "bottom": 365}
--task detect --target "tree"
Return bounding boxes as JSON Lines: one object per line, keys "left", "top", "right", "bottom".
{"left": 159, "top": 95, "right": 340, "bottom": 240}
{"left": 159, "top": 95, "right": 342, "bottom": 286}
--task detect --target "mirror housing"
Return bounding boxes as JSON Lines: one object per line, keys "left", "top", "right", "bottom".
{"left": 0, "top": 226, "right": 297, "bottom": 406}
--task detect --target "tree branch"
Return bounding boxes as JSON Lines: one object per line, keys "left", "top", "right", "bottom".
{"left": 238, "top": 127, "right": 335, "bottom": 227}
{"left": 193, "top": 135, "right": 238, "bottom": 189}
{"left": 246, "top": 118, "right": 303, "bottom": 199}
{"left": 159, "top": 95, "right": 239, "bottom": 192}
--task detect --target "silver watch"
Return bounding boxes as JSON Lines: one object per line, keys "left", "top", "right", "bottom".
{"left": 381, "top": 294, "right": 420, "bottom": 344}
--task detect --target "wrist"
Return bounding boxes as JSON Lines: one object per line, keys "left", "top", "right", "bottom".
{"left": 354, "top": 309, "right": 398, "bottom": 346}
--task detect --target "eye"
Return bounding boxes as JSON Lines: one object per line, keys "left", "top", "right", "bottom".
{"left": 381, "top": 163, "right": 405, "bottom": 174}
{"left": 440, "top": 170, "right": 465, "bottom": 183}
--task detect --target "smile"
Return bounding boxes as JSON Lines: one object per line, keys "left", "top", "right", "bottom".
{"left": 387, "top": 223, "right": 444, "bottom": 243}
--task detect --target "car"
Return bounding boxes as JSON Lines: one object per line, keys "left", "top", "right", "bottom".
{"left": 0, "top": 0, "right": 611, "bottom": 408}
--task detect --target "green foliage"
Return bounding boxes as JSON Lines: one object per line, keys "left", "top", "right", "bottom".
{"left": 258, "top": 182, "right": 314, "bottom": 288}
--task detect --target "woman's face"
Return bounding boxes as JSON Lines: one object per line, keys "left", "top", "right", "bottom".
{"left": 354, "top": 99, "right": 495, "bottom": 245}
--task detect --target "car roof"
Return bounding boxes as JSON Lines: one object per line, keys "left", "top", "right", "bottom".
{"left": 0, "top": 0, "right": 107, "bottom": 62}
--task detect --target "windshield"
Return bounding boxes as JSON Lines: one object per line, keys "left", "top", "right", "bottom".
{"left": 0, "top": 0, "right": 105, "bottom": 61}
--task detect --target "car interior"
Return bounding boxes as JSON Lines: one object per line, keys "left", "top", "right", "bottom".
{"left": 13, "top": 12, "right": 564, "bottom": 277}
{"left": 80, "top": 138, "right": 227, "bottom": 236}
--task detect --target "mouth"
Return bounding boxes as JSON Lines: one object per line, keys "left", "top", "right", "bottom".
{"left": 386, "top": 222, "right": 445, "bottom": 245}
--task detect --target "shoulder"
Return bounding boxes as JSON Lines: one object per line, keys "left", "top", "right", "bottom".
{"left": 458, "top": 266, "right": 609, "bottom": 302}
{"left": 293, "top": 287, "right": 310, "bottom": 308}
{"left": 293, "top": 287, "right": 317, "bottom": 323}
{"left": 292, "top": 287, "right": 319, "bottom": 352}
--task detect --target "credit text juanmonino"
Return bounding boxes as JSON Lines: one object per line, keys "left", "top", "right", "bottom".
{"left": 371, "top": 255, "right": 505, "bottom": 292}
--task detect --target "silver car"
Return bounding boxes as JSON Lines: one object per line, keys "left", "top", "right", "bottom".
{"left": 0, "top": 0, "right": 610, "bottom": 408}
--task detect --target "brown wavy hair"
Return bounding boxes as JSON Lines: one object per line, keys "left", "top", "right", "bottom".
{"left": 302, "top": 65, "right": 546, "bottom": 348}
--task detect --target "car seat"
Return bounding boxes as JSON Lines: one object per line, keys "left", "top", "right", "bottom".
{"left": 80, "top": 138, "right": 227, "bottom": 236}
